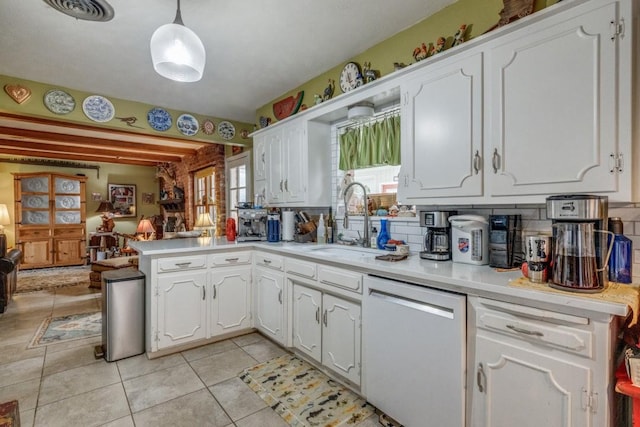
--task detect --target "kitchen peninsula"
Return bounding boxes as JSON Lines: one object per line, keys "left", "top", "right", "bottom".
{"left": 129, "top": 237, "right": 630, "bottom": 427}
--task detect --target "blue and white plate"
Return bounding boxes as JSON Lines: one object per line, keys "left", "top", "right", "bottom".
{"left": 82, "top": 95, "right": 115, "bottom": 122}
{"left": 218, "top": 121, "right": 236, "bottom": 140}
{"left": 44, "top": 89, "right": 75, "bottom": 115}
{"left": 177, "top": 113, "right": 199, "bottom": 136}
{"left": 147, "top": 107, "right": 172, "bottom": 132}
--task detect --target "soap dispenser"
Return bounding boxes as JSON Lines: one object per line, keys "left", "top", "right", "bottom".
{"left": 608, "top": 217, "right": 632, "bottom": 283}
{"left": 377, "top": 218, "right": 390, "bottom": 249}
{"left": 317, "top": 214, "right": 326, "bottom": 244}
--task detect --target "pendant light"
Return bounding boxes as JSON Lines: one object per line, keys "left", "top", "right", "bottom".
{"left": 150, "top": 0, "right": 206, "bottom": 82}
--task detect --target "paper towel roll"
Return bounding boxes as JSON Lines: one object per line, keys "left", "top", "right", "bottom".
{"left": 282, "top": 211, "right": 295, "bottom": 241}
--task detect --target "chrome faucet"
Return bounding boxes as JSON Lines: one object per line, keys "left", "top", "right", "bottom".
{"left": 343, "top": 181, "right": 369, "bottom": 247}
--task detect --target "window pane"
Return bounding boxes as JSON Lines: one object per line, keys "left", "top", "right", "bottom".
{"left": 238, "top": 165, "right": 246, "bottom": 187}
{"left": 230, "top": 189, "right": 238, "bottom": 209}
{"left": 230, "top": 169, "right": 238, "bottom": 188}
{"left": 238, "top": 189, "right": 246, "bottom": 203}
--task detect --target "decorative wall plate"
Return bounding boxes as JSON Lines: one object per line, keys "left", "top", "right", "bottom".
{"left": 201, "top": 119, "right": 215, "bottom": 135}
{"left": 176, "top": 114, "right": 199, "bottom": 136}
{"left": 4, "top": 84, "right": 32, "bottom": 104}
{"left": 82, "top": 95, "right": 115, "bottom": 122}
{"left": 218, "top": 121, "right": 236, "bottom": 140}
{"left": 44, "top": 89, "right": 75, "bottom": 115}
{"left": 147, "top": 107, "right": 172, "bottom": 132}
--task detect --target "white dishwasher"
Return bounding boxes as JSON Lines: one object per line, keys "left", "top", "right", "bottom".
{"left": 363, "top": 275, "right": 466, "bottom": 427}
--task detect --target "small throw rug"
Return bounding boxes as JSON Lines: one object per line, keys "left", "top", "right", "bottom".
{"left": 239, "top": 354, "right": 374, "bottom": 427}
{"left": 17, "top": 266, "right": 91, "bottom": 293}
{"left": 0, "top": 399, "right": 19, "bottom": 427}
{"left": 28, "top": 311, "right": 101, "bottom": 349}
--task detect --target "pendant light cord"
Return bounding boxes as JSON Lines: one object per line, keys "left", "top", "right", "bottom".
{"left": 173, "top": 0, "right": 184, "bottom": 26}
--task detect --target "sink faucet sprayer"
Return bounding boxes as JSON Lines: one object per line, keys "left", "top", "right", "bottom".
{"left": 342, "top": 181, "right": 369, "bottom": 247}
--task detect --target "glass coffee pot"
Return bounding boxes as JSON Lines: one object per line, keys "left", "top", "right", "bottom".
{"left": 551, "top": 222, "right": 613, "bottom": 293}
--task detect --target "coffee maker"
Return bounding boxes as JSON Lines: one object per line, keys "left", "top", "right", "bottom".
{"left": 237, "top": 207, "right": 267, "bottom": 242}
{"left": 420, "top": 211, "right": 456, "bottom": 261}
{"left": 546, "top": 194, "right": 610, "bottom": 292}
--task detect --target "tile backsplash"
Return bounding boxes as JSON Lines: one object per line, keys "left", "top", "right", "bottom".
{"left": 337, "top": 203, "right": 640, "bottom": 280}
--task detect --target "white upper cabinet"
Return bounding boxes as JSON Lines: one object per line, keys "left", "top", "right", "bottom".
{"left": 486, "top": 0, "right": 625, "bottom": 200}
{"left": 253, "top": 135, "right": 267, "bottom": 182}
{"left": 398, "top": 51, "right": 484, "bottom": 201}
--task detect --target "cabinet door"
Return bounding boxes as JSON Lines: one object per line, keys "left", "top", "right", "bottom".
{"left": 283, "top": 124, "right": 307, "bottom": 203}
{"left": 19, "top": 240, "right": 53, "bottom": 268}
{"left": 322, "top": 294, "right": 361, "bottom": 385}
{"left": 254, "top": 266, "right": 285, "bottom": 344}
{"left": 398, "top": 52, "right": 484, "bottom": 201}
{"left": 210, "top": 267, "right": 251, "bottom": 337}
{"left": 486, "top": 3, "right": 619, "bottom": 197}
{"left": 157, "top": 271, "right": 207, "bottom": 349}
{"left": 253, "top": 135, "right": 267, "bottom": 181}
{"left": 54, "top": 238, "right": 85, "bottom": 265}
{"left": 266, "top": 130, "right": 285, "bottom": 204}
{"left": 292, "top": 284, "right": 322, "bottom": 362}
{"left": 471, "top": 334, "right": 591, "bottom": 427}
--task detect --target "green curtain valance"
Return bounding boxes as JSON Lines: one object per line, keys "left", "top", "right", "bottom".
{"left": 339, "top": 114, "right": 400, "bottom": 171}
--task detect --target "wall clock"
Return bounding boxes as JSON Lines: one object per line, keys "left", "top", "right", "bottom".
{"left": 340, "top": 62, "right": 364, "bottom": 93}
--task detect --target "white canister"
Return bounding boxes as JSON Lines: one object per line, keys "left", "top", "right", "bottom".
{"left": 282, "top": 210, "right": 296, "bottom": 241}
{"left": 448, "top": 215, "right": 489, "bottom": 265}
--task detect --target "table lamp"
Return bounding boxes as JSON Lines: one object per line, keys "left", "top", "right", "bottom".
{"left": 136, "top": 217, "right": 156, "bottom": 241}
{"left": 0, "top": 204, "right": 10, "bottom": 257}
{"left": 96, "top": 200, "right": 115, "bottom": 232}
{"left": 194, "top": 212, "right": 214, "bottom": 237}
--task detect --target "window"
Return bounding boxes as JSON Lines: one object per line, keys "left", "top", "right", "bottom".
{"left": 226, "top": 151, "right": 252, "bottom": 223}
{"left": 194, "top": 166, "right": 216, "bottom": 228}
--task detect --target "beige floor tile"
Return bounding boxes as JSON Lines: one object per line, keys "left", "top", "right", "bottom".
{"left": 123, "top": 363, "right": 205, "bottom": 413}
{"left": 43, "top": 334, "right": 102, "bottom": 354}
{"left": 51, "top": 300, "right": 100, "bottom": 317}
{"left": 0, "top": 356, "right": 43, "bottom": 388}
{"left": 43, "top": 342, "right": 102, "bottom": 376}
{"left": 235, "top": 407, "right": 289, "bottom": 427}
{"left": 0, "top": 341, "right": 45, "bottom": 365}
{"left": 39, "top": 359, "right": 120, "bottom": 405}
{"left": 209, "top": 377, "right": 266, "bottom": 421}
{"left": 20, "top": 407, "right": 35, "bottom": 427}
{"left": 0, "top": 323, "right": 44, "bottom": 347}
{"left": 132, "top": 389, "right": 231, "bottom": 427}
{"left": 190, "top": 347, "right": 258, "bottom": 386}
{"left": 0, "top": 378, "right": 40, "bottom": 411}
{"left": 240, "top": 339, "right": 288, "bottom": 363}
{"left": 98, "top": 415, "right": 135, "bottom": 427}
{"left": 181, "top": 339, "right": 239, "bottom": 362}
{"left": 34, "top": 383, "right": 130, "bottom": 427}
{"left": 231, "top": 332, "right": 266, "bottom": 347}
{"left": 117, "top": 353, "right": 186, "bottom": 381}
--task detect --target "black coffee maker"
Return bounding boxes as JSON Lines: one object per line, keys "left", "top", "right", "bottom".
{"left": 420, "top": 211, "right": 456, "bottom": 261}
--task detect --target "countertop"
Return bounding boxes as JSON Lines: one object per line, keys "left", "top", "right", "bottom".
{"left": 129, "top": 237, "right": 632, "bottom": 319}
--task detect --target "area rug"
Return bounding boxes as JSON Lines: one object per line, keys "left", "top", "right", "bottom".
{"left": 239, "top": 354, "right": 374, "bottom": 427}
{"left": 0, "top": 399, "right": 19, "bottom": 427}
{"left": 28, "top": 311, "right": 101, "bottom": 349}
{"left": 17, "top": 265, "right": 90, "bottom": 293}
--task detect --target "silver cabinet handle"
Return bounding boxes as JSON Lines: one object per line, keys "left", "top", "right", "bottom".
{"left": 279, "top": 180, "right": 284, "bottom": 191}
{"left": 213, "top": 285, "right": 217, "bottom": 299}
{"left": 492, "top": 148, "right": 500, "bottom": 173}
{"left": 175, "top": 262, "right": 192, "bottom": 268}
{"left": 473, "top": 150, "right": 481, "bottom": 174}
{"left": 506, "top": 324, "right": 544, "bottom": 337}
{"left": 477, "top": 363, "right": 486, "bottom": 393}
{"left": 202, "top": 286, "right": 205, "bottom": 300}
{"left": 278, "top": 289, "right": 282, "bottom": 304}
{"left": 315, "top": 307, "right": 320, "bottom": 323}
{"left": 323, "top": 309, "right": 328, "bottom": 327}
{"left": 225, "top": 257, "right": 239, "bottom": 262}
{"left": 284, "top": 179, "right": 288, "bottom": 191}
{"left": 263, "top": 259, "right": 272, "bottom": 264}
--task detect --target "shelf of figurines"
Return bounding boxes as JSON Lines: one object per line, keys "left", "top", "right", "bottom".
{"left": 158, "top": 198, "right": 185, "bottom": 213}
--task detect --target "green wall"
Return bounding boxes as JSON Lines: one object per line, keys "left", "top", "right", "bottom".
{"left": 0, "top": 160, "right": 158, "bottom": 248}
{"left": 256, "top": 0, "right": 556, "bottom": 123}
{"left": 0, "top": 75, "right": 254, "bottom": 147}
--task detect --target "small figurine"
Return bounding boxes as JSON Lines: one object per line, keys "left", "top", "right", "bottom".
{"left": 362, "top": 62, "right": 379, "bottom": 83}
{"left": 452, "top": 24, "right": 467, "bottom": 47}
{"left": 314, "top": 94, "right": 323, "bottom": 105}
{"left": 388, "top": 205, "right": 400, "bottom": 217}
{"left": 429, "top": 37, "right": 446, "bottom": 56}
{"left": 413, "top": 43, "right": 429, "bottom": 62}
{"left": 322, "top": 79, "right": 335, "bottom": 101}
{"left": 393, "top": 62, "right": 407, "bottom": 71}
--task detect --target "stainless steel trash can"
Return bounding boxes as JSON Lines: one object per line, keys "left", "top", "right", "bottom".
{"left": 101, "top": 269, "right": 145, "bottom": 362}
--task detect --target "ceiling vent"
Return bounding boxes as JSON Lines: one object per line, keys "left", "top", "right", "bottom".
{"left": 43, "top": 0, "right": 114, "bottom": 22}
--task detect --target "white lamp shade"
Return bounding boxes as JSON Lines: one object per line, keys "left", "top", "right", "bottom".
{"left": 150, "top": 22, "right": 206, "bottom": 82}
{"left": 0, "top": 204, "right": 10, "bottom": 226}
{"left": 194, "top": 213, "right": 214, "bottom": 228}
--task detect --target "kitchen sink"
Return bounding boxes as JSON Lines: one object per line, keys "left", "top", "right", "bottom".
{"left": 303, "top": 245, "right": 387, "bottom": 258}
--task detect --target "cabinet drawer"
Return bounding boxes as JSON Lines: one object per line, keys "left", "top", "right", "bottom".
{"left": 476, "top": 307, "right": 593, "bottom": 358}
{"left": 318, "top": 265, "right": 362, "bottom": 293}
{"left": 54, "top": 227, "right": 84, "bottom": 238}
{"left": 209, "top": 251, "right": 252, "bottom": 267}
{"left": 157, "top": 255, "right": 207, "bottom": 273}
{"left": 254, "top": 252, "right": 284, "bottom": 271}
{"left": 19, "top": 228, "right": 51, "bottom": 239}
{"left": 286, "top": 258, "right": 317, "bottom": 279}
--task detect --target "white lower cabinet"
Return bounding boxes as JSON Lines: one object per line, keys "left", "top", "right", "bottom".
{"left": 156, "top": 270, "right": 207, "bottom": 349}
{"left": 209, "top": 266, "right": 251, "bottom": 336}
{"left": 292, "top": 282, "right": 362, "bottom": 386}
{"left": 254, "top": 255, "right": 286, "bottom": 345}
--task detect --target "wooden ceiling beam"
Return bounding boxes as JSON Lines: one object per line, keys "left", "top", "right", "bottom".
{"left": 0, "top": 147, "right": 160, "bottom": 166}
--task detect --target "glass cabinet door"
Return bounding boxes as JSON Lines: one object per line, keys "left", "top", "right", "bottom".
{"left": 21, "top": 176, "right": 49, "bottom": 193}
{"left": 54, "top": 177, "right": 81, "bottom": 194}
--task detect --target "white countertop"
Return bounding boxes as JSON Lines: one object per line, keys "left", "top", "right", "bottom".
{"left": 129, "top": 238, "right": 630, "bottom": 319}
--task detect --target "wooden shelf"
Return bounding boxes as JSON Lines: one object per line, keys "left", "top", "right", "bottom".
{"left": 158, "top": 198, "right": 184, "bottom": 212}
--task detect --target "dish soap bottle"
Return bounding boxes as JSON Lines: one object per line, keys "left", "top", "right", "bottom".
{"left": 377, "top": 218, "right": 390, "bottom": 249}
{"left": 370, "top": 227, "right": 378, "bottom": 249}
{"left": 317, "top": 213, "right": 326, "bottom": 244}
{"left": 608, "top": 217, "right": 632, "bottom": 283}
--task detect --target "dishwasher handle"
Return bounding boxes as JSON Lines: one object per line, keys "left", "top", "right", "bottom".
{"left": 368, "top": 288, "right": 455, "bottom": 319}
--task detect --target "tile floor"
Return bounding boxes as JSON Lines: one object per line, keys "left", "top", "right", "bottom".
{"left": 0, "top": 285, "right": 381, "bottom": 427}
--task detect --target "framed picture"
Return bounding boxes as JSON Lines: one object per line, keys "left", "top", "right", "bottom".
{"left": 91, "top": 192, "right": 102, "bottom": 201}
{"left": 142, "top": 192, "right": 155, "bottom": 205}
{"left": 108, "top": 184, "right": 136, "bottom": 218}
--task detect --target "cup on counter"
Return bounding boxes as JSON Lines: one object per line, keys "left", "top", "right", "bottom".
{"left": 396, "top": 244, "right": 410, "bottom": 255}
{"left": 524, "top": 235, "right": 551, "bottom": 283}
